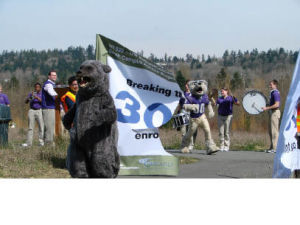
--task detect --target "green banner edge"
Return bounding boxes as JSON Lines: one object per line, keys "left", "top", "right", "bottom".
{"left": 95, "top": 34, "right": 176, "bottom": 82}
{"left": 118, "top": 155, "right": 179, "bottom": 176}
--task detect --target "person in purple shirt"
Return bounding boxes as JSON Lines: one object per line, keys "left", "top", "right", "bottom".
{"left": 22, "top": 83, "right": 44, "bottom": 147}
{"left": 262, "top": 79, "right": 281, "bottom": 153}
{"left": 0, "top": 84, "right": 10, "bottom": 106}
{"left": 216, "top": 87, "right": 240, "bottom": 151}
{"left": 177, "top": 80, "right": 197, "bottom": 151}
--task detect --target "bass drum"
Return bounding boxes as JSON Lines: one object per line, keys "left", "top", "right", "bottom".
{"left": 242, "top": 90, "right": 267, "bottom": 115}
{"left": 172, "top": 112, "right": 190, "bottom": 129}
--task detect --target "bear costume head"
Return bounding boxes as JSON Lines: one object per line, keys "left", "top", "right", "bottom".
{"left": 76, "top": 60, "right": 112, "bottom": 96}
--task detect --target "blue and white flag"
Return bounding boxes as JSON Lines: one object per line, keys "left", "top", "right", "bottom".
{"left": 96, "top": 35, "right": 181, "bottom": 176}
{"left": 273, "top": 51, "right": 300, "bottom": 178}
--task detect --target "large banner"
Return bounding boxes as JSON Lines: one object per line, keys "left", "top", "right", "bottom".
{"left": 273, "top": 51, "right": 300, "bottom": 178}
{"left": 96, "top": 34, "right": 182, "bottom": 176}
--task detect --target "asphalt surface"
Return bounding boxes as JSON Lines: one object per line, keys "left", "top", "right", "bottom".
{"left": 120, "top": 149, "right": 275, "bottom": 178}
{"left": 170, "top": 149, "right": 275, "bottom": 178}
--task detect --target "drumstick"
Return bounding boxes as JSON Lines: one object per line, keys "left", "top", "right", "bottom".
{"left": 252, "top": 102, "right": 262, "bottom": 113}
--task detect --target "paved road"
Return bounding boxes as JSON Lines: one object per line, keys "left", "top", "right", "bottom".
{"left": 170, "top": 150, "right": 275, "bottom": 178}
{"left": 119, "top": 150, "right": 275, "bottom": 178}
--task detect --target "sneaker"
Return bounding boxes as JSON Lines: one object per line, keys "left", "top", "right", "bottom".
{"left": 39, "top": 142, "right": 44, "bottom": 147}
{"left": 266, "top": 149, "right": 276, "bottom": 153}
{"left": 206, "top": 149, "right": 219, "bottom": 155}
{"left": 219, "top": 146, "right": 225, "bottom": 152}
{"left": 224, "top": 147, "right": 229, "bottom": 152}
{"left": 21, "top": 143, "right": 30, "bottom": 147}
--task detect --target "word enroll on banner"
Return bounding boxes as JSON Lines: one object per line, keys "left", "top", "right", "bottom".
{"left": 96, "top": 34, "right": 181, "bottom": 176}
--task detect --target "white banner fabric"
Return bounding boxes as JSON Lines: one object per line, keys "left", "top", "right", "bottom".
{"left": 273, "top": 51, "right": 300, "bottom": 178}
{"left": 96, "top": 34, "right": 181, "bottom": 175}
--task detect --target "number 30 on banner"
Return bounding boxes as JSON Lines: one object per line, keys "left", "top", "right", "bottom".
{"left": 115, "top": 91, "right": 172, "bottom": 128}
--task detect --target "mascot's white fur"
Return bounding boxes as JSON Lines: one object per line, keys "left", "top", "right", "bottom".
{"left": 180, "top": 80, "right": 219, "bottom": 155}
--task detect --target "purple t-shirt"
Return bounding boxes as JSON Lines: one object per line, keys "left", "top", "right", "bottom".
{"left": 179, "top": 92, "right": 192, "bottom": 106}
{"left": 0, "top": 93, "right": 10, "bottom": 105}
{"left": 27, "top": 91, "right": 42, "bottom": 109}
{"left": 217, "top": 96, "right": 237, "bottom": 116}
{"left": 184, "top": 94, "right": 210, "bottom": 118}
{"left": 269, "top": 89, "right": 280, "bottom": 107}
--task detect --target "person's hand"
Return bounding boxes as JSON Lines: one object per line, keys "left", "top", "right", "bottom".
{"left": 185, "top": 83, "right": 190, "bottom": 92}
{"left": 262, "top": 107, "right": 268, "bottom": 111}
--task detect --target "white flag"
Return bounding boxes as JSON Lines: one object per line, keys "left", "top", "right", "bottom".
{"left": 273, "top": 51, "right": 300, "bottom": 178}
{"left": 96, "top": 34, "right": 181, "bottom": 176}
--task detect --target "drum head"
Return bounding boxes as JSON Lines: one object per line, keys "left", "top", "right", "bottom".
{"left": 242, "top": 90, "right": 267, "bottom": 115}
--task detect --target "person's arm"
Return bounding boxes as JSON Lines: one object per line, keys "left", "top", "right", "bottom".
{"left": 184, "top": 93, "right": 195, "bottom": 104}
{"left": 4, "top": 94, "right": 10, "bottom": 106}
{"left": 65, "top": 96, "right": 75, "bottom": 110}
{"left": 262, "top": 101, "right": 279, "bottom": 111}
{"left": 203, "top": 94, "right": 210, "bottom": 105}
{"left": 233, "top": 96, "right": 240, "bottom": 106}
{"left": 62, "top": 103, "right": 76, "bottom": 130}
{"left": 34, "top": 93, "right": 42, "bottom": 102}
{"left": 25, "top": 93, "right": 31, "bottom": 104}
{"left": 44, "top": 83, "right": 58, "bottom": 97}
{"left": 262, "top": 92, "right": 280, "bottom": 111}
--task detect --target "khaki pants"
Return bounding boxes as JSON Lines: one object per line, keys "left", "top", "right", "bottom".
{"left": 269, "top": 109, "right": 280, "bottom": 150}
{"left": 26, "top": 109, "right": 44, "bottom": 146}
{"left": 42, "top": 109, "right": 55, "bottom": 144}
{"left": 218, "top": 115, "right": 233, "bottom": 148}
{"left": 181, "top": 114, "right": 217, "bottom": 150}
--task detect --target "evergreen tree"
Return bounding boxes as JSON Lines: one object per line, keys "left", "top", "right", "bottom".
{"left": 230, "top": 72, "right": 244, "bottom": 91}
{"left": 86, "top": 45, "right": 95, "bottom": 59}
{"left": 9, "top": 76, "right": 19, "bottom": 89}
{"left": 175, "top": 70, "right": 186, "bottom": 91}
{"left": 216, "top": 67, "right": 230, "bottom": 88}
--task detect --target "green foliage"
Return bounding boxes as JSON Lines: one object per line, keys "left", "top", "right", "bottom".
{"left": 244, "top": 113, "right": 251, "bottom": 132}
{"left": 9, "top": 76, "right": 19, "bottom": 89}
{"left": 216, "top": 67, "right": 230, "bottom": 88}
{"left": 175, "top": 70, "right": 186, "bottom": 91}
{"left": 233, "top": 141, "right": 266, "bottom": 151}
{"left": 0, "top": 45, "right": 96, "bottom": 85}
{"left": 230, "top": 72, "right": 244, "bottom": 91}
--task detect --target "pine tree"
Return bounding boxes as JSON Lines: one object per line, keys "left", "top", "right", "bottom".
{"left": 175, "top": 70, "right": 186, "bottom": 91}
{"left": 230, "top": 72, "right": 244, "bottom": 91}
{"left": 216, "top": 67, "right": 230, "bottom": 88}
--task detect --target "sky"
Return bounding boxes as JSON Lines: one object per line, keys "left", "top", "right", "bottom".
{"left": 0, "top": 0, "right": 300, "bottom": 57}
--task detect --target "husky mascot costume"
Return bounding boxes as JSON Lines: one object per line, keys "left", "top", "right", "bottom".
{"left": 180, "top": 80, "right": 219, "bottom": 155}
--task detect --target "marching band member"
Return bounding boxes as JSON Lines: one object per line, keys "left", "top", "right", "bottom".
{"left": 177, "top": 80, "right": 197, "bottom": 151}
{"left": 216, "top": 87, "right": 240, "bottom": 151}
{"left": 262, "top": 80, "right": 281, "bottom": 153}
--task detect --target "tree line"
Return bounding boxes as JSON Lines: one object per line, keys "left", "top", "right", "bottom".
{"left": 0, "top": 46, "right": 297, "bottom": 85}
{"left": 0, "top": 46, "right": 298, "bottom": 132}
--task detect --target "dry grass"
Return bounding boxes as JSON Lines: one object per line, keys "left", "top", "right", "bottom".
{"left": 0, "top": 124, "right": 269, "bottom": 178}
{"left": 159, "top": 128, "right": 269, "bottom": 151}
{"left": 178, "top": 156, "right": 200, "bottom": 164}
{"left": 0, "top": 128, "right": 70, "bottom": 178}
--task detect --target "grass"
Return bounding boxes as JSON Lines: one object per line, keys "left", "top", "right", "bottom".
{"left": 0, "top": 129, "right": 70, "bottom": 178}
{"left": 159, "top": 128, "right": 269, "bottom": 151}
{"left": 0, "top": 143, "right": 70, "bottom": 178}
{"left": 0, "top": 126, "right": 269, "bottom": 178}
{"left": 177, "top": 156, "right": 200, "bottom": 164}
